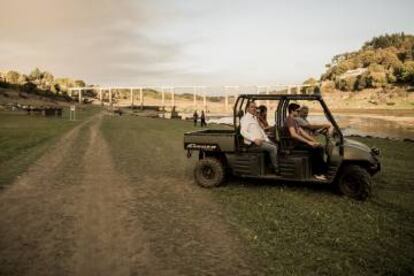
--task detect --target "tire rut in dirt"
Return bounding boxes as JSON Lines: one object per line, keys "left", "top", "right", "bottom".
{"left": 69, "top": 115, "right": 166, "bottom": 275}
{"left": 0, "top": 118, "right": 95, "bottom": 276}
{"left": 100, "top": 117, "right": 255, "bottom": 275}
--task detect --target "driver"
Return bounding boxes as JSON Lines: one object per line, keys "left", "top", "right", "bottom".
{"left": 295, "top": 106, "right": 331, "bottom": 136}
{"left": 240, "top": 101, "right": 279, "bottom": 174}
{"left": 285, "top": 103, "right": 327, "bottom": 180}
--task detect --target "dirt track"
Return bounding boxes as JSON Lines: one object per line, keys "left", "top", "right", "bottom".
{"left": 0, "top": 114, "right": 254, "bottom": 276}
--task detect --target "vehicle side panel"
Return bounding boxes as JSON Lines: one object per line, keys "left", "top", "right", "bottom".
{"left": 184, "top": 129, "right": 236, "bottom": 152}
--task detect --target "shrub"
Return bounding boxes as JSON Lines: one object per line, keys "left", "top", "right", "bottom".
{"left": 401, "top": 61, "right": 414, "bottom": 84}
{"left": 5, "top": 71, "right": 20, "bottom": 84}
{"left": 336, "top": 77, "right": 357, "bottom": 91}
{"left": 321, "top": 81, "right": 335, "bottom": 93}
{"left": 355, "top": 73, "right": 369, "bottom": 90}
{"left": 22, "top": 82, "right": 37, "bottom": 93}
{"left": 29, "top": 67, "right": 42, "bottom": 81}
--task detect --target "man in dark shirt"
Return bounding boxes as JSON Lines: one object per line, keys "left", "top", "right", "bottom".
{"left": 285, "top": 103, "right": 327, "bottom": 180}
{"left": 285, "top": 103, "right": 320, "bottom": 147}
{"left": 296, "top": 106, "right": 331, "bottom": 136}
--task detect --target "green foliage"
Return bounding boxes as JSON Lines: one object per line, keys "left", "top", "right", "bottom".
{"left": 22, "top": 82, "right": 37, "bottom": 93}
{"left": 42, "top": 71, "right": 54, "bottom": 83}
{"left": 74, "top": 80, "right": 85, "bottom": 87}
{"left": 5, "top": 71, "right": 20, "bottom": 84}
{"left": 336, "top": 77, "right": 357, "bottom": 91}
{"left": 303, "top": 77, "right": 318, "bottom": 85}
{"left": 208, "top": 96, "right": 223, "bottom": 102}
{"left": 401, "top": 61, "right": 414, "bottom": 84}
{"left": 356, "top": 73, "right": 371, "bottom": 90}
{"left": 29, "top": 67, "right": 43, "bottom": 80}
{"left": 322, "top": 33, "right": 414, "bottom": 91}
{"left": 363, "top": 32, "right": 414, "bottom": 49}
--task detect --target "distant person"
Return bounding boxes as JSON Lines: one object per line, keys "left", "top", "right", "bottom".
{"left": 193, "top": 110, "right": 199, "bottom": 126}
{"left": 295, "top": 106, "right": 330, "bottom": 135}
{"left": 240, "top": 101, "right": 279, "bottom": 174}
{"left": 200, "top": 110, "right": 207, "bottom": 127}
{"left": 285, "top": 103, "right": 326, "bottom": 180}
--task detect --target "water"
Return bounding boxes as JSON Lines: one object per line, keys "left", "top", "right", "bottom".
{"left": 207, "top": 114, "right": 414, "bottom": 140}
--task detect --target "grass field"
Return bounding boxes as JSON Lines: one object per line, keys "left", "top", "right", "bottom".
{"left": 213, "top": 137, "right": 414, "bottom": 275}
{"left": 1, "top": 111, "right": 413, "bottom": 274}
{"left": 0, "top": 106, "right": 100, "bottom": 188}
{"left": 101, "top": 115, "right": 414, "bottom": 275}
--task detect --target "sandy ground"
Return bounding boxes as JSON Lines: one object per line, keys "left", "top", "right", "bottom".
{"left": 0, "top": 113, "right": 254, "bottom": 276}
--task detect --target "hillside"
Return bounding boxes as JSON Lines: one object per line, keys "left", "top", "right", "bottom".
{"left": 319, "top": 33, "right": 414, "bottom": 91}
{"left": 0, "top": 67, "right": 91, "bottom": 108}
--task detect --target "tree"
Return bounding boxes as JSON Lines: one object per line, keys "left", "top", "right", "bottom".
{"left": 378, "top": 49, "right": 403, "bottom": 70}
{"left": 365, "top": 64, "right": 386, "bottom": 87}
{"left": 29, "top": 67, "right": 43, "bottom": 81}
{"left": 401, "top": 61, "right": 414, "bottom": 84}
{"left": 17, "top": 74, "right": 29, "bottom": 84}
{"left": 42, "top": 71, "right": 54, "bottom": 84}
{"left": 74, "top": 80, "right": 86, "bottom": 87}
{"left": 5, "top": 71, "right": 20, "bottom": 84}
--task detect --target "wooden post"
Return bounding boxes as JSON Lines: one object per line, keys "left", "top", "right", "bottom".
{"left": 130, "top": 88, "right": 134, "bottom": 107}
{"left": 161, "top": 87, "right": 165, "bottom": 107}
{"left": 109, "top": 88, "right": 112, "bottom": 105}
{"left": 193, "top": 86, "right": 197, "bottom": 110}
{"left": 139, "top": 87, "right": 143, "bottom": 108}
{"left": 203, "top": 91, "right": 206, "bottom": 112}
{"left": 78, "top": 89, "right": 82, "bottom": 104}
{"left": 171, "top": 87, "right": 175, "bottom": 107}
{"left": 99, "top": 88, "right": 103, "bottom": 104}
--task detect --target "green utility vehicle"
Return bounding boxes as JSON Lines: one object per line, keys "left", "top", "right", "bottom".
{"left": 184, "top": 93, "right": 381, "bottom": 200}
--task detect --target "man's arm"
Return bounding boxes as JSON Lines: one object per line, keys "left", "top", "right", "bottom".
{"left": 288, "top": 126, "right": 317, "bottom": 146}
{"left": 307, "top": 123, "right": 331, "bottom": 131}
{"left": 298, "top": 127, "right": 318, "bottom": 143}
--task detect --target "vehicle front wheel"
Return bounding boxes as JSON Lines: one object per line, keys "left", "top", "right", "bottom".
{"left": 194, "top": 158, "right": 225, "bottom": 188}
{"left": 337, "top": 165, "right": 372, "bottom": 200}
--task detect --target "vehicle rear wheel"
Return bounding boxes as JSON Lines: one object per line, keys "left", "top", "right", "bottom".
{"left": 337, "top": 165, "right": 371, "bottom": 200}
{"left": 194, "top": 158, "right": 225, "bottom": 188}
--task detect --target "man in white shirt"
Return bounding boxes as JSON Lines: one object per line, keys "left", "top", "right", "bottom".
{"left": 240, "top": 101, "right": 279, "bottom": 173}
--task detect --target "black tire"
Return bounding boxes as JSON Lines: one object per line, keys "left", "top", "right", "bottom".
{"left": 194, "top": 158, "right": 225, "bottom": 188}
{"left": 337, "top": 165, "right": 372, "bottom": 200}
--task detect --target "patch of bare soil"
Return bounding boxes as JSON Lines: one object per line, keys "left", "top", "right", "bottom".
{"left": 0, "top": 114, "right": 254, "bottom": 275}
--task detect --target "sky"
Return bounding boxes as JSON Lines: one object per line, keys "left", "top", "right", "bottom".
{"left": 1, "top": 0, "right": 413, "bottom": 88}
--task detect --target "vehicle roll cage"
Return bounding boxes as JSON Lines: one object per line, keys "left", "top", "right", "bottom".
{"left": 233, "top": 94, "right": 344, "bottom": 154}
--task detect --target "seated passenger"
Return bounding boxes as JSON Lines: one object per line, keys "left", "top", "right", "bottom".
{"left": 257, "top": 105, "right": 270, "bottom": 130}
{"left": 240, "top": 102, "right": 279, "bottom": 174}
{"left": 295, "top": 106, "right": 331, "bottom": 136}
{"left": 257, "top": 105, "right": 275, "bottom": 138}
{"left": 285, "top": 103, "right": 327, "bottom": 180}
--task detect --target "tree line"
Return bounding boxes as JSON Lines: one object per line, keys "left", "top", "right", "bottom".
{"left": 0, "top": 68, "right": 86, "bottom": 96}
{"left": 319, "top": 33, "right": 414, "bottom": 91}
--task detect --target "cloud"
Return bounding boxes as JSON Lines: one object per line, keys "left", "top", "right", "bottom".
{"left": 0, "top": 0, "right": 190, "bottom": 85}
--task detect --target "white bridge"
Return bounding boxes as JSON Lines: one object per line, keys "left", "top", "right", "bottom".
{"left": 68, "top": 84, "right": 318, "bottom": 111}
